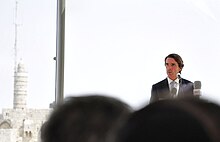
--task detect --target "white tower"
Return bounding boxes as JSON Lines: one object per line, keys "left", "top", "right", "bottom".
{"left": 12, "top": 0, "right": 28, "bottom": 109}
{"left": 13, "top": 61, "right": 28, "bottom": 109}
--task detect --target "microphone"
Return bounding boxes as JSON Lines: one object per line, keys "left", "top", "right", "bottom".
{"left": 177, "top": 73, "right": 182, "bottom": 86}
{"left": 193, "top": 81, "right": 201, "bottom": 97}
{"left": 177, "top": 73, "right": 181, "bottom": 79}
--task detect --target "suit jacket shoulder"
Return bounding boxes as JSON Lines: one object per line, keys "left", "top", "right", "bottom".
{"left": 153, "top": 78, "right": 167, "bottom": 87}
{"left": 181, "top": 78, "right": 193, "bottom": 84}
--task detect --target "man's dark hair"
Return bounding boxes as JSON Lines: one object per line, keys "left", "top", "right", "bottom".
{"left": 165, "top": 53, "right": 184, "bottom": 72}
{"left": 41, "top": 94, "right": 132, "bottom": 142}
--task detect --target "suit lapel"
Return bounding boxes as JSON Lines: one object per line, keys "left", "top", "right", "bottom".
{"left": 159, "top": 79, "right": 171, "bottom": 99}
{"left": 178, "top": 79, "right": 186, "bottom": 97}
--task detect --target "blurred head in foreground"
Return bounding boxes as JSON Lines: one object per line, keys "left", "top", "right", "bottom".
{"left": 117, "top": 98, "right": 220, "bottom": 142}
{"left": 41, "top": 94, "right": 132, "bottom": 142}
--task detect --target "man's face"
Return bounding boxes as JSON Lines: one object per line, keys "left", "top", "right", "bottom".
{"left": 165, "top": 57, "right": 181, "bottom": 80}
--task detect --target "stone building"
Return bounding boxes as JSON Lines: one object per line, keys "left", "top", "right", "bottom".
{"left": 0, "top": 62, "right": 52, "bottom": 142}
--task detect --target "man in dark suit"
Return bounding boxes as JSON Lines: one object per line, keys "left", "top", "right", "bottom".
{"left": 150, "top": 53, "right": 194, "bottom": 103}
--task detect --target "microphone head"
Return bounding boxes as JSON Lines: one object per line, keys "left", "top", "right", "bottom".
{"left": 177, "top": 73, "right": 181, "bottom": 79}
{"left": 194, "top": 81, "right": 201, "bottom": 89}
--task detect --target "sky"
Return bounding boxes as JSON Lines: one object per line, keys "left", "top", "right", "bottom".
{"left": 1, "top": 0, "right": 220, "bottom": 111}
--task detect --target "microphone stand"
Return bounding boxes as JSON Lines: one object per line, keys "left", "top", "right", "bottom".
{"left": 177, "top": 73, "right": 182, "bottom": 96}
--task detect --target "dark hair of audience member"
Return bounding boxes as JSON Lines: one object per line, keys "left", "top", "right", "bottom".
{"left": 116, "top": 98, "right": 220, "bottom": 142}
{"left": 41, "top": 94, "right": 132, "bottom": 142}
